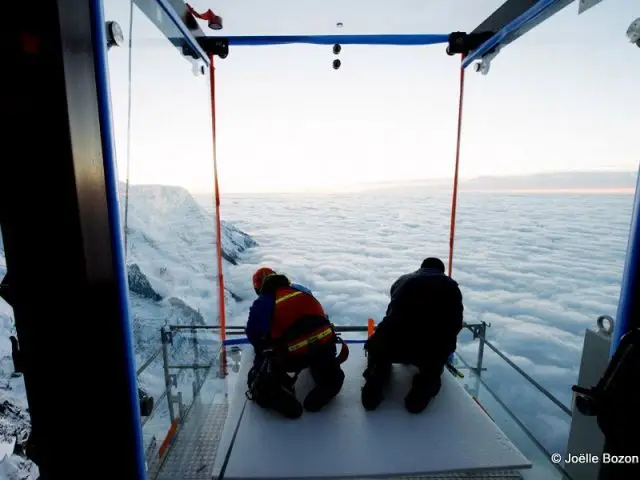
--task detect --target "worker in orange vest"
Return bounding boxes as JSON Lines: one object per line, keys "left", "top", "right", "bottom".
{"left": 245, "top": 267, "right": 346, "bottom": 418}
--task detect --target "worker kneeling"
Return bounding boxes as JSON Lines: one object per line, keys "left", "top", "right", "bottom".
{"left": 245, "top": 267, "right": 346, "bottom": 419}
{"left": 362, "top": 257, "right": 463, "bottom": 414}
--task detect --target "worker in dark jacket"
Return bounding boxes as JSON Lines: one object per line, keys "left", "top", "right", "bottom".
{"left": 361, "top": 257, "right": 463, "bottom": 413}
{"left": 245, "top": 267, "right": 345, "bottom": 419}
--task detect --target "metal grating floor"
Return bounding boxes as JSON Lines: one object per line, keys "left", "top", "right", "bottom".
{"left": 155, "top": 397, "right": 229, "bottom": 480}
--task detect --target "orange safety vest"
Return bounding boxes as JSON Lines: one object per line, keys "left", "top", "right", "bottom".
{"left": 270, "top": 287, "right": 348, "bottom": 362}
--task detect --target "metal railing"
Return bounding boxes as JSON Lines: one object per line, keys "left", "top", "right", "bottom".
{"left": 461, "top": 321, "right": 572, "bottom": 417}
{"left": 135, "top": 320, "right": 575, "bottom": 421}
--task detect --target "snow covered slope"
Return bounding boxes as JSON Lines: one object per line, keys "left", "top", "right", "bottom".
{"left": 0, "top": 184, "right": 256, "bottom": 477}
{"left": 121, "top": 184, "right": 256, "bottom": 365}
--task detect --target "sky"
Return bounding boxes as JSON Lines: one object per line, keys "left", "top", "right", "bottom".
{"left": 104, "top": 0, "right": 640, "bottom": 193}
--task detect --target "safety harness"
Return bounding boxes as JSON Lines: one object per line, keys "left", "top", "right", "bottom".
{"left": 272, "top": 290, "right": 350, "bottom": 363}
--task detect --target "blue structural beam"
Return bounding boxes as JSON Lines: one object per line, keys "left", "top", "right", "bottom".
{"left": 136, "top": 0, "right": 211, "bottom": 64}
{"left": 610, "top": 166, "right": 640, "bottom": 356}
{"left": 462, "top": 0, "right": 574, "bottom": 68}
{"left": 220, "top": 33, "right": 450, "bottom": 46}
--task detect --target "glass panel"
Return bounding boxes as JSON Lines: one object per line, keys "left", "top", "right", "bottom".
{"left": 104, "top": 0, "right": 222, "bottom": 470}
{"left": 455, "top": 327, "right": 574, "bottom": 479}
{"left": 453, "top": 4, "right": 638, "bottom": 478}
{"left": 455, "top": 358, "right": 567, "bottom": 480}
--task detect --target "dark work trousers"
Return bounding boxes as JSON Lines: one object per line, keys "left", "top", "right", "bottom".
{"left": 249, "top": 342, "right": 344, "bottom": 417}
{"left": 363, "top": 329, "right": 447, "bottom": 411}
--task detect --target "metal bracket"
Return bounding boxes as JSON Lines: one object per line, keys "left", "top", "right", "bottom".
{"left": 196, "top": 36, "right": 229, "bottom": 59}
{"left": 597, "top": 315, "right": 615, "bottom": 335}
{"left": 105, "top": 21, "right": 124, "bottom": 49}
{"left": 473, "top": 46, "right": 501, "bottom": 75}
{"left": 446, "top": 31, "right": 494, "bottom": 56}
{"left": 467, "top": 321, "right": 490, "bottom": 340}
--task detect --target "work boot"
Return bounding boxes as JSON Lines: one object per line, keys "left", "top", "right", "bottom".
{"left": 270, "top": 383, "right": 303, "bottom": 419}
{"left": 361, "top": 363, "right": 391, "bottom": 411}
{"left": 252, "top": 371, "right": 303, "bottom": 419}
{"left": 404, "top": 373, "right": 441, "bottom": 414}
{"left": 303, "top": 370, "right": 345, "bottom": 412}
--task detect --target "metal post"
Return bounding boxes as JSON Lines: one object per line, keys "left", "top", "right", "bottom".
{"left": 610, "top": 164, "right": 640, "bottom": 356}
{"left": 192, "top": 379, "right": 198, "bottom": 404}
{"left": 476, "top": 322, "right": 486, "bottom": 375}
{"left": 192, "top": 326, "right": 201, "bottom": 389}
{"left": 177, "top": 392, "right": 185, "bottom": 420}
{"left": 161, "top": 327, "right": 175, "bottom": 421}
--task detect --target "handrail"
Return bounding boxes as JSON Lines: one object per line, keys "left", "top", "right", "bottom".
{"left": 482, "top": 336, "right": 572, "bottom": 416}
{"left": 137, "top": 346, "right": 163, "bottom": 377}
{"left": 460, "top": 322, "right": 572, "bottom": 417}
{"left": 167, "top": 324, "right": 371, "bottom": 332}
{"left": 455, "top": 351, "right": 572, "bottom": 479}
{"left": 158, "top": 321, "right": 571, "bottom": 417}
{"left": 167, "top": 364, "right": 215, "bottom": 369}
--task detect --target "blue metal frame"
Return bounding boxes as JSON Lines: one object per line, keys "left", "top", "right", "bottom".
{"left": 462, "top": 0, "right": 574, "bottom": 68}
{"left": 90, "top": 0, "right": 146, "bottom": 472}
{"left": 610, "top": 165, "right": 640, "bottom": 356}
{"left": 219, "top": 34, "right": 449, "bottom": 47}
{"left": 145, "top": 0, "right": 210, "bottom": 64}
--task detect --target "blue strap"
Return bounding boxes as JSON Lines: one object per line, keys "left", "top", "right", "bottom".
{"left": 221, "top": 34, "right": 449, "bottom": 47}
{"left": 224, "top": 337, "right": 366, "bottom": 346}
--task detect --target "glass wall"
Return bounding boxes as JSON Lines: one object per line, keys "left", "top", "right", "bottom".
{"left": 103, "top": 0, "right": 223, "bottom": 467}
{"left": 454, "top": 0, "right": 638, "bottom": 467}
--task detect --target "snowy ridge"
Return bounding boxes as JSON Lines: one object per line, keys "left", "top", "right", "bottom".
{"left": 119, "top": 183, "right": 255, "bottom": 362}
{"left": 0, "top": 184, "right": 257, "bottom": 477}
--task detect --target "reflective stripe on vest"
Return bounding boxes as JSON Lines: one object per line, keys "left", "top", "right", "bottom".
{"left": 275, "top": 290, "right": 303, "bottom": 304}
{"left": 287, "top": 326, "right": 334, "bottom": 352}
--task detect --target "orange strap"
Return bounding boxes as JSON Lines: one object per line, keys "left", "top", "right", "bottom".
{"left": 208, "top": 55, "right": 226, "bottom": 339}
{"left": 447, "top": 53, "right": 466, "bottom": 277}
{"left": 186, "top": 3, "right": 217, "bottom": 22}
